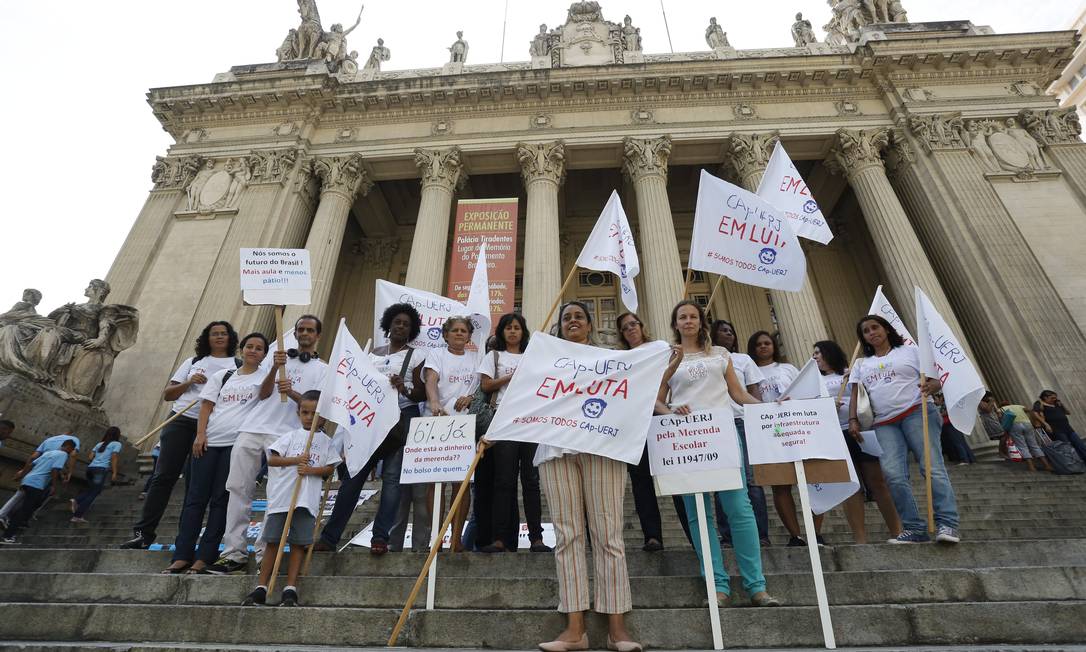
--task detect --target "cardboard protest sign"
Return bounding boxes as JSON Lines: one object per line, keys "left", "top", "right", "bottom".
{"left": 399, "top": 415, "right": 476, "bottom": 484}
{"left": 375, "top": 279, "right": 469, "bottom": 352}
{"left": 745, "top": 398, "right": 849, "bottom": 465}
{"left": 690, "top": 169, "right": 808, "bottom": 292}
{"left": 756, "top": 141, "right": 834, "bottom": 245}
{"left": 240, "top": 248, "right": 311, "bottom": 305}
{"left": 485, "top": 334, "right": 670, "bottom": 465}
{"left": 646, "top": 408, "right": 744, "bottom": 496}
{"left": 576, "top": 190, "right": 641, "bottom": 312}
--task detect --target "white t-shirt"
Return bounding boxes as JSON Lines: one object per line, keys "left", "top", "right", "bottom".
{"left": 170, "top": 356, "right": 239, "bottom": 418}
{"left": 729, "top": 352, "right": 764, "bottom": 419}
{"left": 370, "top": 346, "right": 427, "bottom": 410}
{"left": 756, "top": 362, "right": 800, "bottom": 402}
{"left": 848, "top": 345, "right": 924, "bottom": 422}
{"left": 239, "top": 357, "right": 328, "bottom": 436}
{"left": 199, "top": 367, "right": 266, "bottom": 447}
{"left": 265, "top": 428, "right": 341, "bottom": 516}
{"left": 822, "top": 372, "right": 852, "bottom": 429}
{"left": 478, "top": 350, "right": 523, "bottom": 406}
{"left": 423, "top": 348, "right": 481, "bottom": 415}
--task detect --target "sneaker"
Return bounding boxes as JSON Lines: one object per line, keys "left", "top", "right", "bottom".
{"left": 205, "top": 557, "right": 247, "bottom": 575}
{"left": 70, "top": 517, "right": 88, "bottom": 524}
{"left": 815, "top": 535, "right": 828, "bottom": 547}
{"left": 119, "top": 531, "right": 155, "bottom": 550}
{"left": 935, "top": 525, "right": 961, "bottom": 544}
{"left": 241, "top": 586, "right": 267, "bottom": 606}
{"left": 280, "top": 588, "right": 299, "bottom": 607}
{"left": 887, "top": 530, "right": 931, "bottom": 544}
{"left": 786, "top": 536, "right": 807, "bottom": 547}
{"left": 0, "top": 537, "right": 18, "bottom": 545}
{"left": 138, "top": 493, "right": 146, "bottom": 500}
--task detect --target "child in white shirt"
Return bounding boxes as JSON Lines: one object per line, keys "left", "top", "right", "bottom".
{"left": 242, "top": 391, "right": 339, "bottom": 607}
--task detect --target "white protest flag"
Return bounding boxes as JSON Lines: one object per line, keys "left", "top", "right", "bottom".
{"left": 576, "top": 190, "right": 640, "bottom": 312}
{"left": 374, "top": 279, "right": 469, "bottom": 352}
{"left": 485, "top": 333, "right": 670, "bottom": 464}
{"left": 690, "top": 169, "right": 807, "bottom": 292}
{"left": 318, "top": 319, "right": 402, "bottom": 477}
{"left": 868, "top": 285, "right": 918, "bottom": 347}
{"left": 756, "top": 142, "right": 834, "bottom": 245}
{"left": 465, "top": 242, "right": 492, "bottom": 351}
{"left": 915, "top": 287, "right": 985, "bottom": 434}
{"left": 782, "top": 359, "right": 860, "bottom": 516}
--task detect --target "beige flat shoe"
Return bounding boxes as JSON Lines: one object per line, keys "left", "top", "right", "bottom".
{"left": 751, "top": 591, "right": 782, "bottom": 607}
{"left": 538, "top": 634, "right": 588, "bottom": 652}
{"left": 607, "top": 636, "right": 644, "bottom": 652}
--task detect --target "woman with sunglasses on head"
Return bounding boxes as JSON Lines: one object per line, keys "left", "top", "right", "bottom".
{"left": 660, "top": 301, "right": 781, "bottom": 609}
{"left": 615, "top": 312, "right": 664, "bottom": 552}
{"left": 848, "top": 314, "right": 960, "bottom": 544}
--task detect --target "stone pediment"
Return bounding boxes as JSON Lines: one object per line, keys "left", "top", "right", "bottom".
{"left": 549, "top": 2, "right": 623, "bottom": 68}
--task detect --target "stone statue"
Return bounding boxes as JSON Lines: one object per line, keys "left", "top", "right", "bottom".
{"left": 449, "top": 31, "right": 469, "bottom": 63}
{"left": 791, "top": 13, "right": 817, "bottom": 46}
{"left": 862, "top": 0, "right": 891, "bottom": 22}
{"left": 296, "top": 0, "right": 324, "bottom": 60}
{"left": 825, "top": 0, "right": 907, "bottom": 44}
{"left": 186, "top": 160, "right": 215, "bottom": 211}
{"left": 1005, "top": 118, "right": 1047, "bottom": 170}
{"left": 316, "top": 8, "right": 363, "bottom": 70}
{"left": 276, "top": 0, "right": 364, "bottom": 71}
{"left": 276, "top": 29, "right": 299, "bottom": 61}
{"left": 0, "top": 289, "right": 52, "bottom": 381}
{"left": 705, "top": 17, "right": 730, "bottom": 50}
{"left": 888, "top": 0, "right": 908, "bottom": 22}
{"left": 530, "top": 24, "right": 551, "bottom": 57}
{"left": 964, "top": 121, "right": 1001, "bottom": 173}
{"left": 223, "top": 159, "right": 249, "bottom": 208}
{"left": 364, "top": 38, "right": 390, "bottom": 71}
{"left": 621, "top": 15, "right": 641, "bottom": 51}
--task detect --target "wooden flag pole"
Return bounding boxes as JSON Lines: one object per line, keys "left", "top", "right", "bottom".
{"left": 836, "top": 342, "right": 863, "bottom": 406}
{"left": 134, "top": 400, "right": 201, "bottom": 448}
{"left": 681, "top": 267, "right": 694, "bottom": 299}
{"left": 541, "top": 266, "right": 579, "bottom": 334}
{"left": 704, "top": 275, "right": 725, "bottom": 312}
{"left": 275, "top": 306, "right": 289, "bottom": 403}
{"left": 303, "top": 474, "right": 334, "bottom": 576}
{"left": 920, "top": 373, "right": 936, "bottom": 535}
{"left": 388, "top": 446, "right": 486, "bottom": 647}
{"left": 266, "top": 412, "right": 322, "bottom": 596}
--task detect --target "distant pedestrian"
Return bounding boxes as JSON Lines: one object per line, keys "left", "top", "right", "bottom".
{"left": 70, "top": 427, "right": 123, "bottom": 522}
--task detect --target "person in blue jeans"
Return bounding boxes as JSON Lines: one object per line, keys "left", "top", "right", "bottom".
{"left": 71, "top": 427, "right": 123, "bottom": 522}
{"left": 2, "top": 439, "right": 77, "bottom": 543}
{"left": 848, "top": 314, "right": 961, "bottom": 544}
{"left": 657, "top": 301, "right": 781, "bottom": 608}
{"left": 1034, "top": 390, "right": 1086, "bottom": 463}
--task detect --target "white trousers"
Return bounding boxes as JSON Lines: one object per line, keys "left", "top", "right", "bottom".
{"left": 221, "top": 431, "right": 276, "bottom": 562}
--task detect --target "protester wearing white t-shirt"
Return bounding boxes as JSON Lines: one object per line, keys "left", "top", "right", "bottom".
{"left": 709, "top": 319, "right": 771, "bottom": 547}
{"left": 475, "top": 313, "right": 549, "bottom": 554}
{"left": 122, "top": 321, "right": 239, "bottom": 550}
{"left": 848, "top": 314, "right": 960, "bottom": 544}
{"left": 164, "top": 333, "right": 268, "bottom": 574}
{"left": 210, "top": 316, "right": 328, "bottom": 573}
{"left": 317, "top": 303, "right": 428, "bottom": 554}
{"left": 242, "top": 392, "right": 340, "bottom": 608}
{"left": 748, "top": 330, "right": 810, "bottom": 547}
{"left": 814, "top": 340, "right": 901, "bottom": 545}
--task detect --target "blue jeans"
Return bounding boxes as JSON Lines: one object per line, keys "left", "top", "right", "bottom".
{"left": 371, "top": 405, "right": 420, "bottom": 544}
{"left": 875, "top": 407, "right": 959, "bottom": 531}
{"left": 716, "top": 419, "right": 770, "bottom": 543}
{"left": 1053, "top": 429, "right": 1086, "bottom": 463}
{"left": 172, "top": 445, "right": 232, "bottom": 563}
{"left": 74, "top": 468, "right": 110, "bottom": 517}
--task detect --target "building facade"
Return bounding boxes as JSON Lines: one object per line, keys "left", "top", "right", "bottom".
{"left": 104, "top": 3, "right": 1086, "bottom": 446}
{"left": 1049, "top": 3, "right": 1086, "bottom": 120}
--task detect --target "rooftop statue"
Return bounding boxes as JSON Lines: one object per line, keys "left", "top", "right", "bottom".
{"left": 276, "top": 1, "right": 365, "bottom": 72}
{"left": 824, "top": 0, "right": 907, "bottom": 44}
{"left": 449, "top": 31, "right": 469, "bottom": 63}
{"left": 705, "top": 17, "right": 730, "bottom": 50}
{"left": 621, "top": 15, "right": 642, "bottom": 52}
{"left": 791, "top": 12, "right": 818, "bottom": 47}
{"left": 364, "top": 38, "right": 391, "bottom": 71}
{"left": 530, "top": 24, "right": 552, "bottom": 57}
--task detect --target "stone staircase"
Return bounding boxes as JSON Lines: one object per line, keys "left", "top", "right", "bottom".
{"left": 0, "top": 462, "right": 1084, "bottom": 650}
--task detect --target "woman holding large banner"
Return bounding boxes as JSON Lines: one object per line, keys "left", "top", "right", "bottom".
{"left": 535, "top": 301, "right": 641, "bottom": 652}
{"left": 848, "top": 315, "right": 961, "bottom": 544}
{"left": 659, "top": 301, "right": 781, "bottom": 609}
{"left": 813, "top": 340, "right": 901, "bottom": 544}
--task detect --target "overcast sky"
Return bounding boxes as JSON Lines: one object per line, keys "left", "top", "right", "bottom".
{"left": 0, "top": 0, "right": 1077, "bottom": 313}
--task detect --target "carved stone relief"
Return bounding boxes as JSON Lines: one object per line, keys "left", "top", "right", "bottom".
{"left": 734, "top": 103, "right": 757, "bottom": 120}
{"left": 835, "top": 100, "right": 861, "bottom": 116}
{"left": 906, "top": 113, "right": 966, "bottom": 153}
{"left": 725, "top": 133, "right": 779, "bottom": 182}
{"left": 904, "top": 87, "right": 936, "bottom": 102}
{"left": 180, "top": 158, "right": 251, "bottom": 214}
{"left": 245, "top": 149, "right": 300, "bottom": 185}
{"left": 828, "top": 128, "right": 891, "bottom": 176}
{"left": 824, "top": 0, "right": 909, "bottom": 45}
{"left": 516, "top": 141, "right": 567, "bottom": 185}
{"left": 431, "top": 119, "right": 455, "bottom": 136}
{"left": 961, "top": 118, "right": 1052, "bottom": 176}
{"left": 622, "top": 136, "right": 672, "bottom": 180}
{"left": 1019, "top": 108, "right": 1083, "bottom": 146}
{"left": 334, "top": 127, "right": 357, "bottom": 143}
{"left": 313, "top": 153, "right": 372, "bottom": 199}
{"left": 630, "top": 107, "right": 655, "bottom": 124}
{"left": 353, "top": 237, "right": 400, "bottom": 271}
{"left": 151, "top": 155, "right": 203, "bottom": 191}
{"left": 530, "top": 113, "right": 553, "bottom": 129}
{"left": 415, "top": 147, "right": 466, "bottom": 191}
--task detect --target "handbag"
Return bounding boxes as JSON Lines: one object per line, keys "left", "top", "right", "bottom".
{"left": 469, "top": 350, "right": 501, "bottom": 440}
{"left": 854, "top": 381, "right": 874, "bottom": 430}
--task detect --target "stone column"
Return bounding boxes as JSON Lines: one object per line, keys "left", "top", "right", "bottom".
{"left": 829, "top": 128, "right": 955, "bottom": 329}
{"left": 517, "top": 141, "right": 566, "bottom": 331}
{"left": 622, "top": 136, "right": 684, "bottom": 340}
{"left": 285, "top": 154, "right": 373, "bottom": 325}
{"left": 727, "top": 134, "right": 831, "bottom": 364}
{"left": 404, "top": 147, "right": 465, "bottom": 294}
{"left": 350, "top": 237, "right": 401, "bottom": 334}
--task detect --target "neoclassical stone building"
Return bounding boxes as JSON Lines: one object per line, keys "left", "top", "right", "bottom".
{"left": 104, "top": 2, "right": 1086, "bottom": 446}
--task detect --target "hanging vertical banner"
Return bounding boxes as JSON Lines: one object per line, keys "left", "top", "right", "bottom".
{"left": 447, "top": 199, "right": 519, "bottom": 333}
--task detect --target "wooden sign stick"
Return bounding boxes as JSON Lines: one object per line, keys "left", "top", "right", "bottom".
{"left": 133, "top": 400, "right": 200, "bottom": 448}
{"left": 275, "top": 306, "right": 289, "bottom": 403}
{"left": 541, "top": 266, "right": 578, "bottom": 334}
{"left": 920, "top": 373, "right": 936, "bottom": 535}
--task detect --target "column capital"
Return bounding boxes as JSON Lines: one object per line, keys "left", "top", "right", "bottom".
{"left": 353, "top": 237, "right": 400, "bottom": 271}
{"left": 415, "top": 147, "right": 467, "bottom": 191}
{"left": 312, "top": 154, "right": 372, "bottom": 201}
{"left": 828, "top": 127, "right": 890, "bottom": 178}
{"left": 516, "top": 141, "right": 566, "bottom": 186}
{"left": 245, "top": 148, "right": 302, "bottom": 185}
{"left": 722, "top": 132, "right": 779, "bottom": 189}
{"left": 885, "top": 130, "right": 918, "bottom": 179}
{"left": 151, "top": 154, "right": 204, "bottom": 190}
{"left": 622, "top": 136, "right": 672, "bottom": 181}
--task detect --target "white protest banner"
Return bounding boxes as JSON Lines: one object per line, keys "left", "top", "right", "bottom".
{"left": 485, "top": 334, "right": 670, "bottom": 465}
{"left": 857, "top": 431, "right": 882, "bottom": 458}
{"left": 868, "top": 285, "right": 918, "bottom": 347}
{"left": 322, "top": 488, "right": 377, "bottom": 517}
{"left": 756, "top": 141, "right": 834, "bottom": 245}
{"left": 465, "top": 242, "right": 493, "bottom": 351}
{"left": 240, "top": 248, "right": 311, "bottom": 305}
{"left": 690, "top": 169, "right": 807, "bottom": 292}
{"left": 399, "top": 415, "right": 476, "bottom": 484}
{"left": 576, "top": 190, "right": 641, "bottom": 312}
{"left": 318, "top": 320, "right": 402, "bottom": 477}
{"left": 349, "top": 523, "right": 452, "bottom": 549}
{"left": 375, "top": 279, "right": 469, "bottom": 352}
{"left": 915, "top": 287, "right": 985, "bottom": 434}
{"left": 744, "top": 398, "right": 850, "bottom": 465}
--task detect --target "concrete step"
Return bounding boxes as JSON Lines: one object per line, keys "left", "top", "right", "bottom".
{"left": 5, "top": 644, "right": 1086, "bottom": 652}
{"left": 0, "top": 601, "right": 1083, "bottom": 648}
